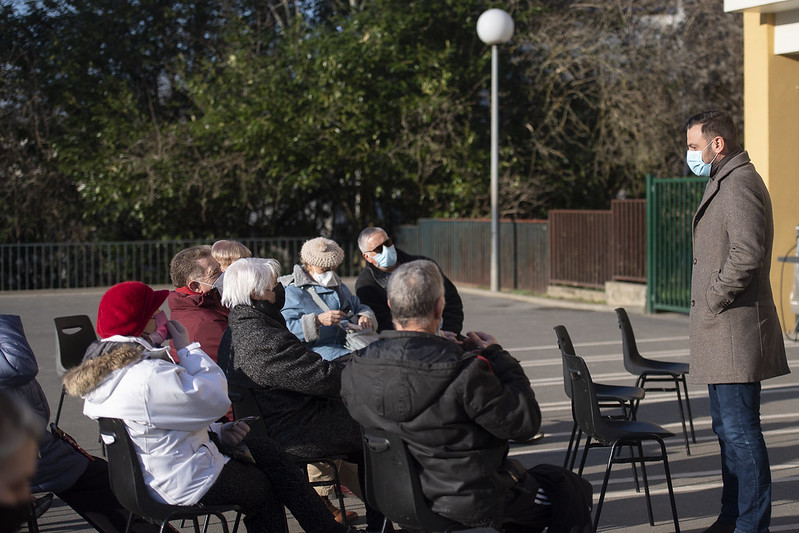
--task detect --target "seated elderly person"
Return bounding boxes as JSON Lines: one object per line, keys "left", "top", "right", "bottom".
{"left": 341, "top": 260, "right": 592, "bottom": 533}
{"left": 64, "top": 281, "right": 355, "bottom": 533}
{"left": 219, "top": 258, "right": 388, "bottom": 533}
{"left": 280, "top": 237, "right": 377, "bottom": 361}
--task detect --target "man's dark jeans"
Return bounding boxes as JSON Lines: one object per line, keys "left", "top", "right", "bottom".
{"left": 708, "top": 383, "right": 771, "bottom": 533}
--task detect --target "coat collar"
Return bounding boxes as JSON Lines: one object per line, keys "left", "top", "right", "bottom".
{"left": 693, "top": 149, "right": 751, "bottom": 229}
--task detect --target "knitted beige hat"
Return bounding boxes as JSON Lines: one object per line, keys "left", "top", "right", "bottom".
{"left": 301, "top": 237, "right": 344, "bottom": 269}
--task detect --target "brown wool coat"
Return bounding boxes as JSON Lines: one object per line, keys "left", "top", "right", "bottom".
{"left": 689, "top": 150, "right": 789, "bottom": 384}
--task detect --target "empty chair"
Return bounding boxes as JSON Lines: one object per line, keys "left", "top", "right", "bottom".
{"left": 54, "top": 315, "right": 97, "bottom": 426}
{"left": 362, "top": 427, "right": 465, "bottom": 533}
{"left": 98, "top": 417, "right": 241, "bottom": 533}
{"left": 615, "top": 308, "right": 696, "bottom": 455}
{"left": 564, "top": 353, "right": 680, "bottom": 532}
{"left": 554, "top": 325, "right": 645, "bottom": 470}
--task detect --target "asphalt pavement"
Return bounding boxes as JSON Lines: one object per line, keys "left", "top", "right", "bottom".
{"left": 3, "top": 284, "right": 798, "bottom": 532}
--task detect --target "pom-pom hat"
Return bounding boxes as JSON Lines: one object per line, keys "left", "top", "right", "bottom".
{"left": 300, "top": 237, "right": 344, "bottom": 270}
{"left": 97, "top": 281, "right": 169, "bottom": 338}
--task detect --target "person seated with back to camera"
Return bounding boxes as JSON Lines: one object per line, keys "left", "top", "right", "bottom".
{"left": 63, "top": 281, "right": 357, "bottom": 533}
{"left": 341, "top": 260, "right": 593, "bottom": 533}
{"left": 280, "top": 237, "right": 377, "bottom": 361}
{"left": 218, "top": 258, "right": 390, "bottom": 533}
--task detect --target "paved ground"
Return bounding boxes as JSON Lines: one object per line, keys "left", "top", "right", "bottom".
{"left": 3, "top": 284, "right": 799, "bottom": 532}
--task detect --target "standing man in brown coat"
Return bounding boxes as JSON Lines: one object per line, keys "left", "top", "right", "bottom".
{"left": 686, "top": 110, "right": 789, "bottom": 533}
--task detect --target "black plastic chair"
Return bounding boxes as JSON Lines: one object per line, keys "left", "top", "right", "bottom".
{"left": 564, "top": 353, "right": 680, "bottom": 532}
{"left": 54, "top": 315, "right": 97, "bottom": 426}
{"left": 98, "top": 417, "right": 241, "bottom": 533}
{"left": 362, "top": 427, "right": 466, "bottom": 533}
{"left": 615, "top": 308, "right": 696, "bottom": 455}
{"left": 554, "top": 325, "right": 645, "bottom": 470}
{"left": 227, "top": 383, "right": 350, "bottom": 520}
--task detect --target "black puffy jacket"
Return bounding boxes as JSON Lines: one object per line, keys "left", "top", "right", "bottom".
{"left": 340, "top": 330, "right": 541, "bottom": 526}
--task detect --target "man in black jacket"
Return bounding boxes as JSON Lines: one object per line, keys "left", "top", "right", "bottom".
{"left": 341, "top": 261, "right": 591, "bottom": 532}
{"left": 355, "top": 227, "right": 463, "bottom": 335}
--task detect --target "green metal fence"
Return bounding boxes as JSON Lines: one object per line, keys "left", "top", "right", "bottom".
{"left": 646, "top": 175, "right": 707, "bottom": 313}
{"left": 0, "top": 238, "right": 360, "bottom": 291}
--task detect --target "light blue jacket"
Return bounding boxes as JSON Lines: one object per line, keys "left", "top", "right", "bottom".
{"left": 280, "top": 265, "right": 376, "bottom": 361}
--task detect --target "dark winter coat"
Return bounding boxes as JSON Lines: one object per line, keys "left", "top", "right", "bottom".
{"left": 340, "top": 331, "right": 541, "bottom": 526}
{"left": 355, "top": 248, "right": 464, "bottom": 334}
{"left": 220, "top": 303, "right": 363, "bottom": 458}
{"left": 167, "top": 288, "right": 229, "bottom": 362}
{"left": 689, "top": 150, "right": 789, "bottom": 384}
{"left": 0, "top": 314, "right": 88, "bottom": 493}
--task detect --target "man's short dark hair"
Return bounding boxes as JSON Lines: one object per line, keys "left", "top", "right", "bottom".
{"left": 685, "top": 110, "right": 738, "bottom": 147}
{"left": 387, "top": 260, "right": 444, "bottom": 328}
{"left": 170, "top": 245, "right": 213, "bottom": 288}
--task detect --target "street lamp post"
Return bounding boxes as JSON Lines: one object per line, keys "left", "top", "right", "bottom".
{"left": 477, "top": 9, "right": 514, "bottom": 293}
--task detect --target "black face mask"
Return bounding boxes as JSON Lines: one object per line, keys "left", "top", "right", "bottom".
{"left": 252, "top": 283, "right": 287, "bottom": 325}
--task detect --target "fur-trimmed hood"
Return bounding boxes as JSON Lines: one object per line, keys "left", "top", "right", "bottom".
{"left": 63, "top": 336, "right": 168, "bottom": 397}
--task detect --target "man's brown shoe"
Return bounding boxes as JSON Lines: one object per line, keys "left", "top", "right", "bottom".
{"left": 322, "top": 495, "right": 359, "bottom": 524}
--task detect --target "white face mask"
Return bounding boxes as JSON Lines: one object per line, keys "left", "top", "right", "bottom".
{"left": 311, "top": 270, "right": 339, "bottom": 287}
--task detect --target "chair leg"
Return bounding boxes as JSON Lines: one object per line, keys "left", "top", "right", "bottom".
{"left": 672, "top": 375, "right": 691, "bottom": 455}
{"left": 680, "top": 374, "right": 696, "bottom": 444}
{"left": 232, "top": 511, "right": 243, "bottom": 533}
{"left": 570, "top": 428, "right": 584, "bottom": 471}
{"left": 578, "top": 435, "right": 592, "bottom": 476}
{"left": 593, "top": 446, "right": 617, "bottom": 532}
{"left": 564, "top": 421, "right": 579, "bottom": 468}
{"left": 637, "top": 442, "right": 655, "bottom": 526}
{"left": 656, "top": 437, "right": 681, "bottom": 533}
{"left": 628, "top": 444, "right": 640, "bottom": 493}
{"left": 26, "top": 501, "right": 40, "bottom": 533}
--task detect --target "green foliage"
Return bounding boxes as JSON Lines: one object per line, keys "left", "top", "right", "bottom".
{"left": 0, "top": 0, "right": 742, "bottom": 243}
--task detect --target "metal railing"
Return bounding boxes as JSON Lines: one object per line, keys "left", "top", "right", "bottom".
{"left": 0, "top": 238, "right": 360, "bottom": 291}
{"left": 646, "top": 175, "right": 706, "bottom": 313}
{"left": 396, "top": 218, "right": 549, "bottom": 293}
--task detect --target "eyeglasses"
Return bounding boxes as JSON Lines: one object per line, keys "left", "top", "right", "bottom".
{"left": 367, "top": 238, "right": 393, "bottom": 255}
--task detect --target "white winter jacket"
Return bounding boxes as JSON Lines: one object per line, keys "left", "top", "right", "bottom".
{"left": 64, "top": 336, "right": 231, "bottom": 505}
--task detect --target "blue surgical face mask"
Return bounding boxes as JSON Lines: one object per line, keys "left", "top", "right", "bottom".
{"left": 374, "top": 244, "right": 397, "bottom": 269}
{"left": 686, "top": 140, "right": 718, "bottom": 177}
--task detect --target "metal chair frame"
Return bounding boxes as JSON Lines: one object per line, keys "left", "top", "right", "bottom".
{"left": 615, "top": 308, "right": 696, "bottom": 455}
{"left": 54, "top": 315, "right": 97, "bottom": 427}
{"left": 565, "top": 353, "right": 680, "bottom": 532}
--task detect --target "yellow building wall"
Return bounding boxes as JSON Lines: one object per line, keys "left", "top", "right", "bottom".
{"left": 743, "top": 12, "right": 799, "bottom": 333}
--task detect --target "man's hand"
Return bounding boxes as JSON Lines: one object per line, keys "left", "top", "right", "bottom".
{"left": 317, "top": 310, "right": 347, "bottom": 326}
{"left": 166, "top": 320, "right": 191, "bottom": 351}
{"left": 439, "top": 330, "right": 461, "bottom": 343}
{"left": 464, "top": 331, "right": 498, "bottom": 350}
{"left": 220, "top": 421, "right": 249, "bottom": 448}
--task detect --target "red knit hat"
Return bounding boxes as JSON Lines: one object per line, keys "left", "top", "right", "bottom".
{"left": 97, "top": 281, "right": 169, "bottom": 338}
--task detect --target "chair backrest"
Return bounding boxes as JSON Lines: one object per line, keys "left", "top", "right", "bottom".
{"left": 362, "top": 428, "right": 459, "bottom": 531}
{"left": 554, "top": 325, "right": 577, "bottom": 400}
{"left": 563, "top": 353, "right": 607, "bottom": 443}
{"left": 54, "top": 315, "right": 97, "bottom": 376}
{"left": 227, "top": 383, "right": 270, "bottom": 441}
{"left": 98, "top": 417, "right": 178, "bottom": 522}
{"left": 615, "top": 307, "right": 648, "bottom": 373}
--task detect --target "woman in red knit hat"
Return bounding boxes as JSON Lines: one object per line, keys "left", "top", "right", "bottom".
{"left": 65, "top": 281, "right": 355, "bottom": 533}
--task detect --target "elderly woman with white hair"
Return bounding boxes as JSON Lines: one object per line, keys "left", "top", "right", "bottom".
{"left": 280, "top": 237, "right": 377, "bottom": 361}
{"left": 219, "top": 258, "right": 388, "bottom": 533}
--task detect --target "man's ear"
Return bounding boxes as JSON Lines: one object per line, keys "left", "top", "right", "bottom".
{"left": 188, "top": 281, "right": 202, "bottom": 294}
{"left": 713, "top": 135, "right": 725, "bottom": 154}
{"left": 387, "top": 299, "right": 392, "bottom": 309}
{"left": 363, "top": 253, "right": 376, "bottom": 267}
{"left": 433, "top": 296, "right": 445, "bottom": 319}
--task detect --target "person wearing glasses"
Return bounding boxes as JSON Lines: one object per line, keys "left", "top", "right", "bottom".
{"left": 167, "top": 245, "right": 228, "bottom": 363}
{"left": 355, "top": 226, "right": 463, "bottom": 335}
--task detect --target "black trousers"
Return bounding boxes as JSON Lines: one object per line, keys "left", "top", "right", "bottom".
{"left": 56, "top": 458, "right": 160, "bottom": 533}
{"left": 200, "top": 436, "right": 346, "bottom": 533}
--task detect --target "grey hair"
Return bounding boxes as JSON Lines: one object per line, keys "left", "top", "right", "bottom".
{"left": 221, "top": 258, "right": 281, "bottom": 308}
{"left": 357, "top": 227, "right": 387, "bottom": 253}
{"left": 0, "top": 389, "right": 42, "bottom": 462}
{"left": 387, "top": 260, "right": 444, "bottom": 328}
